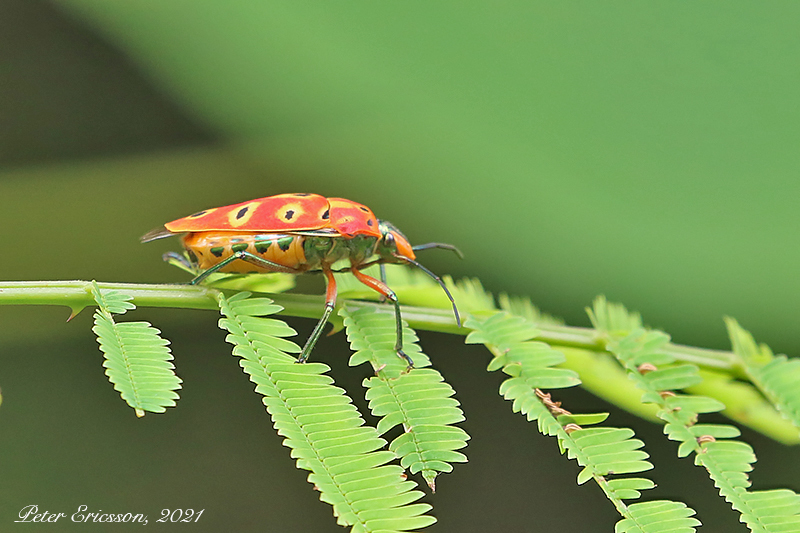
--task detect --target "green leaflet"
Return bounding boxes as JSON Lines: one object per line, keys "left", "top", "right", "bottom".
{"left": 90, "top": 281, "right": 182, "bottom": 417}
{"left": 615, "top": 501, "right": 700, "bottom": 533}
{"left": 726, "top": 318, "right": 800, "bottom": 437}
{"left": 340, "top": 304, "right": 469, "bottom": 491}
{"left": 588, "top": 295, "right": 643, "bottom": 335}
{"left": 598, "top": 300, "right": 800, "bottom": 533}
{"left": 465, "top": 311, "right": 693, "bottom": 532}
{"left": 217, "top": 292, "right": 435, "bottom": 533}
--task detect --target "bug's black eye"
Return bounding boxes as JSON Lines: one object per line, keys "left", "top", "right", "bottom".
{"left": 385, "top": 232, "right": 395, "bottom": 247}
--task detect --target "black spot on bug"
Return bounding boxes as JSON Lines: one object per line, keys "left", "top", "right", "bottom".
{"left": 189, "top": 210, "right": 207, "bottom": 218}
{"left": 231, "top": 243, "right": 248, "bottom": 253}
{"left": 359, "top": 206, "right": 370, "bottom": 212}
{"left": 278, "top": 237, "right": 293, "bottom": 251}
{"left": 236, "top": 207, "right": 249, "bottom": 219}
{"left": 284, "top": 209, "right": 295, "bottom": 221}
{"left": 255, "top": 241, "right": 271, "bottom": 254}
{"left": 210, "top": 246, "right": 225, "bottom": 257}
{"left": 367, "top": 219, "right": 374, "bottom": 226}
{"left": 321, "top": 209, "right": 330, "bottom": 220}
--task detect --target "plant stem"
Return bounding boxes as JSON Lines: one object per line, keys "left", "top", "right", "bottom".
{"left": 0, "top": 280, "right": 739, "bottom": 373}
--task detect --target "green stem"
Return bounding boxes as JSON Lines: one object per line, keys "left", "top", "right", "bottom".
{"left": 0, "top": 281, "right": 220, "bottom": 313}
{"left": 0, "top": 280, "right": 738, "bottom": 373}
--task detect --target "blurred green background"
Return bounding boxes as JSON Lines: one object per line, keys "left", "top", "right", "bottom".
{"left": 1, "top": 1, "right": 799, "bottom": 531}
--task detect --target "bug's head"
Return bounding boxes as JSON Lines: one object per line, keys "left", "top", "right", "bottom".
{"left": 377, "top": 220, "right": 416, "bottom": 261}
{"left": 376, "top": 220, "right": 463, "bottom": 328}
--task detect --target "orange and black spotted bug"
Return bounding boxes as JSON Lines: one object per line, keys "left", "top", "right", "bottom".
{"left": 142, "top": 193, "right": 462, "bottom": 368}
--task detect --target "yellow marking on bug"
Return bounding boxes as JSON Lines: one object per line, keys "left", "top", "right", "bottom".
{"left": 274, "top": 203, "right": 305, "bottom": 224}
{"left": 189, "top": 207, "right": 218, "bottom": 219}
{"left": 227, "top": 202, "right": 260, "bottom": 228}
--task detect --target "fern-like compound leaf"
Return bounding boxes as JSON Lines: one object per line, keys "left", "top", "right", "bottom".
{"left": 467, "top": 312, "right": 580, "bottom": 387}
{"left": 466, "top": 311, "right": 695, "bottom": 531}
{"left": 217, "top": 293, "right": 435, "bottom": 532}
{"left": 90, "top": 281, "right": 182, "bottom": 418}
{"left": 597, "top": 300, "right": 800, "bottom": 533}
{"left": 341, "top": 305, "right": 469, "bottom": 491}
{"left": 726, "top": 318, "right": 800, "bottom": 436}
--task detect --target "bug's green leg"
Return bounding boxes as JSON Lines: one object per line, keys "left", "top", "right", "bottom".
{"left": 298, "top": 265, "right": 337, "bottom": 363}
{"left": 189, "top": 251, "right": 303, "bottom": 285}
{"left": 350, "top": 266, "right": 414, "bottom": 371}
{"left": 378, "top": 263, "right": 388, "bottom": 303}
{"left": 392, "top": 253, "right": 462, "bottom": 328}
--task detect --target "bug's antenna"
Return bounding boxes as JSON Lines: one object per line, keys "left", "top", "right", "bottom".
{"left": 411, "top": 242, "right": 464, "bottom": 259}
{"left": 393, "top": 254, "right": 461, "bottom": 328}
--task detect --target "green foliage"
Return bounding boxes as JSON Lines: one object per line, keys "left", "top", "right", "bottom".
{"left": 90, "top": 281, "right": 181, "bottom": 417}
{"left": 5, "top": 270, "right": 800, "bottom": 531}
{"left": 341, "top": 304, "right": 469, "bottom": 491}
{"left": 593, "top": 299, "right": 800, "bottom": 533}
{"left": 465, "top": 311, "right": 698, "bottom": 533}
{"left": 727, "top": 318, "right": 800, "bottom": 437}
{"left": 216, "top": 292, "right": 436, "bottom": 533}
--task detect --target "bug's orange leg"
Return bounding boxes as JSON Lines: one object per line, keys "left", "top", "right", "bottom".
{"left": 298, "top": 265, "right": 337, "bottom": 363}
{"left": 350, "top": 266, "right": 414, "bottom": 370}
{"left": 189, "top": 251, "right": 304, "bottom": 285}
